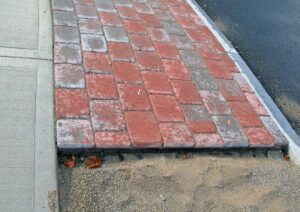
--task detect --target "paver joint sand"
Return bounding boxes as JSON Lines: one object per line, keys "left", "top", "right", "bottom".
{"left": 52, "top": 0, "right": 288, "bottom": 149}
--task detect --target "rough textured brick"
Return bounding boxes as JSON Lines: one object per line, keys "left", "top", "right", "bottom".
{"left": 179, "top": 50, "right": 206, "bottom": 68}
{"left": 193, "top": 133, "right": 224, "bottom": 148}
{"left": 244, "top": 127, "right": 275, "bottom": 147}
{"left": 55, "top": 64, "right": 85, "bottom": 88}
{"left": 153, "top": 42, "right": 180, "bottom": 59}
{"left": 170, "top": 34, "right": 194, "bottom": 50}
{"left": 181, "top": 104, "right": 216, "bottom": 133}
{"left": 90, "top": 100, "right": 126, "bottom": 131}
{"left": 83, "top": 52, "right": 112, "bottom": 73}
{"left": 172, "top": 81, "right": 201, "bottom": 105}
{"left": 118, "top": 84, "right": 151, "bottom": 111}
{"left": 112, "top": 61, "right": 142, "bottom": 83}
{"left": 95, "top": 0, "right": 117, "bottom": 12}
{"left": 190, "top": 68, "right": 218, "bottom": 91}
{"left": 52, "top": 0, "right": 74, "bottom": 11}
{"left": 205, "top": 59, "right": 233, "bottom": 79}
{"left": 79, "top": 19, "right": 103, "bottom": 34}
{"left": 123, "top": 20, "right": 147, "bottom": 34}
{"left": 162, "top": 21, "right": 185, "bottom": 35}
{"left": 150, "top": 95, "right": 184, "bottom": 122}
{"left": 212, "top": 115, "right": 248, "bottom": 147}
{"left": 140, "top": 14, "right": 161, "bottom": 27}
{"left": 81, "top": 34, "right": 107, "bottom": 52}
{"left": 160, "top": 123, "right": 194, "bottom": 147}
{"left": 162, "top": 59, "right": 191, "bottom": 80}
{"left": 245, "top": 92, "right": 269, "bottom": 116}
{"left": 103, "top": 26, "right": 129, "bottom": 42}
{"left": 56, "top": 89, "right": 89, "bottom": 118}
{"left": 147, "top": 27, "right": 170, "bottom": 42}
{"left": 125, "top": 111, "right": 162, "bottom": 147}
{"left": 108, "top": 42, "right": 135, "bottom": 61}
{"left": 135, "top": 51, "right": 161, "bottom": 71}
{"left": 134, "top": 2, "right": 154, "bottom": 14}
{"left": 260, "top": 116, "right": 288, "bottom": 147}
{"left": 54, "top": 43, "right": 82, "bottom": 64}
{"left": 129, "top": 34, "right": 155, "bottom": 51}
{"left": 75, "top": 5, "right": 98, "bottom": 19}
{"left": 142, "top": 72, "right": 173, "bottom": 94}
{"left": 185, "top": 28, "right": 207, "bottom": 43}
{"left": 54, "top": 26, "right": 80, "bottom": 44}
{"left": 232, "top": 73, "right": 254, "bottom": 93}
{"left": 114, "top": 0, "right": 133, "bottom": 7}
{"left": 175, "top": 16, "right": 197, "bottom": 29}
{"left": 200, "top": 90, "right": 231, "bottom": 115}
{"left": 57, "top": 119, "right": 94, "bottom": 149}
{"left": 53, "top": 11, "right": 77, "bottom": 26}
{"left": 198, "top": 42, "right": 224, "bottom": 61}
{"left": 95, "top": 132, "right": 131, "bottom": 148}
{"left": 229, "top": 101, "right": 263, "bottom": 127}
{"left": 117, "top": 6, "right": 139, "bottom": 20}
{"left": 99, "top": 12, "right": 123, "bottom": 26}
{"left": 168, "top": 5, "right": 188, "bottom": 16}
{"left": 74, "top": 0, "right": 94, "bottom": 5}
{"left": 164, "top": 0, "right": 182, "bottom": 6}
{"left": 86, "top": 74, "right": 117, "bottom": 99}
{"left": 217, "top": 79, "right": 247, "bottom": 102}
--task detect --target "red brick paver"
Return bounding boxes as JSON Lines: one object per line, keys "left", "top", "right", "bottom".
{"left": 52, "top": 0, "right": 287, "bottom": 149}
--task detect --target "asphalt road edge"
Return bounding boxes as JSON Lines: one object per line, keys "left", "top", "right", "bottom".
{"left": 187, "top": 0, "right": 300, "bottom": 165}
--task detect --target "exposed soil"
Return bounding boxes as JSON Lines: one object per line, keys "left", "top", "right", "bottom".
{"left": 59, "top": 151, "right": 300, "bottom": 211}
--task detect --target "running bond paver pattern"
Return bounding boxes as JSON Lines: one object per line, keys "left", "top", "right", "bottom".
{"left": 52, "top": 0, "right": 288, "bottom": 149}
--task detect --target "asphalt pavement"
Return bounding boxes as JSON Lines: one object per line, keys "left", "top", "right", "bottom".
{"left": 196, "top": 0, "right": 300, "bottom": 134}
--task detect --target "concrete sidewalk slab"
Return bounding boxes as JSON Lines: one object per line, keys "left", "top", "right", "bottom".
{"left": 0, "top": 0, "right": 58, "bottom": 211}
{"left": 53, "top": 0, "right": 290, "bottom": 153}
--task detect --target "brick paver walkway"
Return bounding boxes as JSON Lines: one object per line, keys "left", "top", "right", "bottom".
{"left": 52, "top": 0, "right": 288, "bottom": 149}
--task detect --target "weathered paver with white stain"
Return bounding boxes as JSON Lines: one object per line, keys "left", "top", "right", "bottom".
{"left": 52, "top": 0, "right": 288, "bottom": 149}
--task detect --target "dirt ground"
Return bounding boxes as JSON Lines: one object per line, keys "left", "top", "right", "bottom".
{"left": 58, "top": 150, "right": 300, "bottom": 211}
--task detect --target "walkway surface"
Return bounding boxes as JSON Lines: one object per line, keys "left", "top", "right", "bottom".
{"left": 53, "top": 0, "right": 289, "bottom": 149}
{"left": 0, "top": 0, "right": 58, "bottom": 211}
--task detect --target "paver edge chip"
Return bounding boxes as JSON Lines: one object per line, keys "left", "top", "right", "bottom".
{"left": 186, "top": 0, "right": 300, "bottom": 165}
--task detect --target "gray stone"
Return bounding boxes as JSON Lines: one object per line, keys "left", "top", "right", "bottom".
{"left": 81, "top": 34, "right": 107, "bottom": 52}
{"left": 180, "top": 50, "right": 207, "bottom": 68}
{"left": 136, "top": 3, "right": 154, "bottom": 14}
{"left": 54, "top": 26, "right": 80, "bottom": 44}
{"left": 190, "top": 68, "right": 218, "bottom": 91}
{"left": 155, "top": 9, "right": 174, "bottom": 21}
{"left": 95, "top": 0, "right": 117, "bottom": 12}
{"left": 53, "top": 11, "right": 77, "bottom": 26}
{"left": 79, "top": 19, "right": 103, "bottom": 34}
{"left": 162, "top": 21, "right": 185, "bottom": 35}
{"left": 55, "top": 64, "right": 85, "bottom": 88}
{"left": 52, "top": 0, "right": 74, "bottom": 11}
{"left": 149, "top": 1, "right": 167, "bottom": 9}
{"left": 57, "top": 119, "right": 94, "bottom": 149}
{"left": 260, "top": 116, "right": 289, "bottom": 147}
{"left": 54, "top": 43, "right": 82, "bottom": 64}
{"left": 212, "top": 116, "right": 249, "bottom": 148}
{"left": 200, "top": 90, "right": 231, "bottom": 115}
{"left": 104, "top": 26, "right": 129, "bottom": 42}
{"left": 75, "top": 5, "right": 99, "bottom": 19}
{"left": 181, "top": 104, "right": 213, "bottom": 122}
{"left": 114, "top": 0, "right": 133, "bottom": 7}
{"left": 170, "top": 35, "right": 194, "bottom": 50}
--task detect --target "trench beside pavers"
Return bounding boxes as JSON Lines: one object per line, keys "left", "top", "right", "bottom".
{"left": 52, "top": 0, "right": 288, "bottom": 149}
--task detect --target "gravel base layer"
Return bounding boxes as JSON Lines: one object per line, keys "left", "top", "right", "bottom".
{"left": 58, "top": 151, "right": 300, "bottom": 211}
